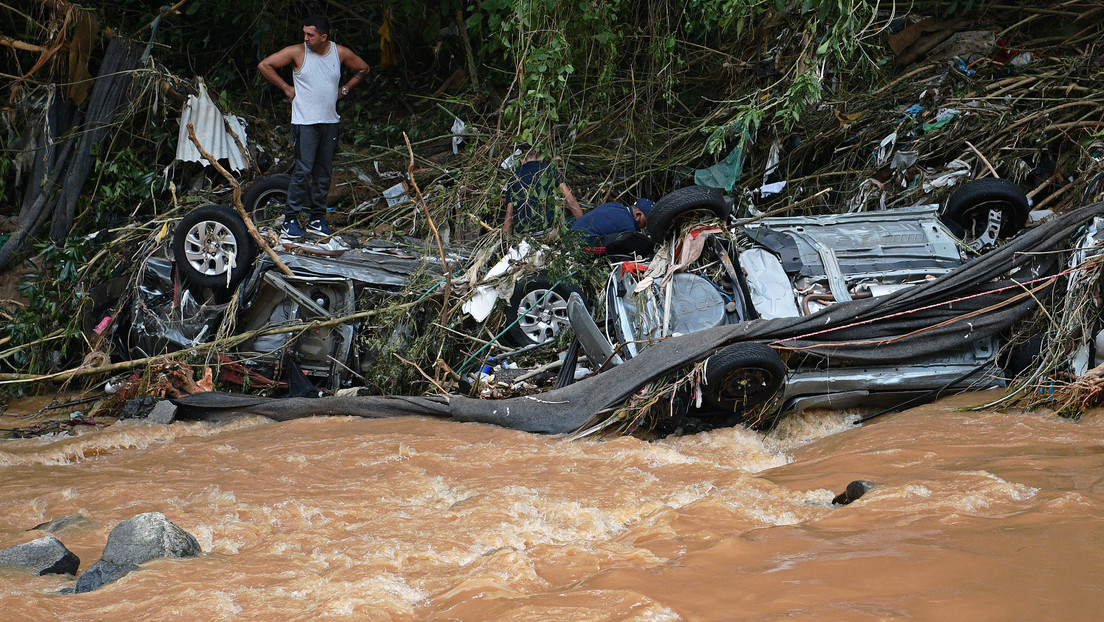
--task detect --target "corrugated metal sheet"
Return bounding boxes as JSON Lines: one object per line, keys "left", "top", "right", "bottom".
{"left": 176, "top": 81, "right": 248, "bottom": 171}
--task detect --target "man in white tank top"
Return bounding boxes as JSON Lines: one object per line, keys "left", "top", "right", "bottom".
{"left": 258, "top": 15, "right": 369, "bottom": 239}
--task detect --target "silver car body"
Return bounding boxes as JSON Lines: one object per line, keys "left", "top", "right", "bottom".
{"left": 587, "top": 203, "right": 1004, "bottom": 414}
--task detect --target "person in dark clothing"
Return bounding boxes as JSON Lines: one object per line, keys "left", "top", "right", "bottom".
{"left": 569, "top": 198, "right": 654, "bottom": 243}
{"left": 503, "top": 151, "right": 583, "bottom": 235}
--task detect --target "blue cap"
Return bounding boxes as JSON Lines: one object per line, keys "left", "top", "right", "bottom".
{"left": 634, "top": 198, "right": 654, "bottom": 217}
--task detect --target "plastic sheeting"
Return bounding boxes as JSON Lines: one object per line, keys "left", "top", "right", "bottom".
{"left": 694, "top": 142, "right": 746, "bottom": 192}
{"left": 176, "top": 82, "right": 248, "bottom": 171}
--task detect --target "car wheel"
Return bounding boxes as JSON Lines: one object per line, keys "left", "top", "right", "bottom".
{"left": 703, "top": 342, "right": 786, "bottom": 409}
{"left": 646, "top": 186, "right": 730, "bottom": 241}
{"left": 505, "top": 274, "right": 584, "bottom": 347}
{"left": 172, "top": 204, "right": 257, "bottom": 290}
{"left": 941, "top": 178, "right": 1029, "bottom": 243}
{"left": 241, "top": 173, "right": 290, "bottom": 225}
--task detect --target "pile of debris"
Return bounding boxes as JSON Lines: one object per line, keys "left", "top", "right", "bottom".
{"left": 3, "top": 3, "right": 1104, "bottom": 436}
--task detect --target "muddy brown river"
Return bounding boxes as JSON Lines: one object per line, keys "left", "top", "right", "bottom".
{"left": 2, "top": 389, "right": 1103, "bottom": 620}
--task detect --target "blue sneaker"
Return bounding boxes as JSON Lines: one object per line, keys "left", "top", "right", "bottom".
{"left": 307, "top": 219, "right": 335, "bottom": 236}
{"left": 281, "top": 219, "right": 305, "bottom": 239}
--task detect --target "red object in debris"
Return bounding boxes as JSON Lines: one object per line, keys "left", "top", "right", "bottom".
{"left": 689, "top": 226, "right": 717, "bottom": 239}
{"left": 994, "top": 38, "right": 1017, "bottom": 64}
{"left": 94, "top": 316, "right": 113, "bottom": 334}
{"left": 216, "top": 354, "right": 283, "bottom": 389}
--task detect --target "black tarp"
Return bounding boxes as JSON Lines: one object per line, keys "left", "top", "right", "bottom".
{"left": 173, "top": 202, "right": 1104, "bottom": 433}
{"left": 0, "top": 38, "right": 144, "bottom": 270}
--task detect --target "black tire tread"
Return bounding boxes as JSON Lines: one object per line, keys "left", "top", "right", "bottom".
{"left": 171, "top": 204, "right": 257, "bottom": 290}
{"left": 942, "top": 178, "right": 1029, "bottom": 239}
{"left": 647, "top": 186, "right": 730, "bottom": 240}
{"left": 703, "top": 342, "right": 786, "bottom": 408}
{"left": 242, "top": 174, "right": 291, "bottom": 224}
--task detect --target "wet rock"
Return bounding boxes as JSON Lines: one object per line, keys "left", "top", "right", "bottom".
{"left": 100, "top": 512, "right": 200, "bottom": 566}
{"left": 0, "top": 536, "right": 80, "bottom": 576}
{"left": 74, "top": 560, "right": 139, "bottom": 593}
{"left": 30, "top": 513, "right": 90, "bottom": 534}
{"left": 72, "top": 512, "right": 201, "bottom": 593}
{"left": 117, "top": 395, "right": 158, "bottom": 419}
{"left": 147, "top": 400, "right": 177, "bottom": 424}
{"left": 832, "top": 480, "right": 875, "bottom": 506}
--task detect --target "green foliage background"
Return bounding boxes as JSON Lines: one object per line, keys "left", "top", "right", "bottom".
{"left": 15, "top": 1, "right": 898, "bottom": 176}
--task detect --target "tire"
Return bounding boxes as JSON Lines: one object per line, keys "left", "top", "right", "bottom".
{"left": 703, "top": 342, "right": 786, "bottom": 409}
{"left": 241, "top": 174, "right": 290, "bottom": 225}
{"left": 647, "top": 186, "right": 730, "bottom": 241}
{"left": 941, "top": 178, "right": 1029, "bottom": 243}
{"left": 172, "top": 204, "right": 257, "bottom": 290}
{"left": 505, "top": 274, "right": 584, "bottom": 347}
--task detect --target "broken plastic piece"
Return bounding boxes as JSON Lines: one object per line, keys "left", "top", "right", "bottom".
{"left": 450, "top": 117, "right": 467, "bottom": 154}
{"left": 93, "top": 316, "right": 113, "bottom": 334}
{"left": 758, "top": 181, "right": 787, "bottom": 197}
{"left": 383, "top": 182, "right": 409, "bottom": 206}
{"left": 921, "top": 108, "right": 960, "bottom": 132}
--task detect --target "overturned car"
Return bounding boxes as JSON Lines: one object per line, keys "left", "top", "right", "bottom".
{"left": 560, "top": 178, "right": 1084, "bottom": 432}
{"left": 123, "top": 202, "right": 468, "bottom": 391}
{"left": 120, "top": 192, "right": 597, "bottom": 395}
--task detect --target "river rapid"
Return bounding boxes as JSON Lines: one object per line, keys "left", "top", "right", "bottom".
{"left": 2, "top": 389, "right": 1102, "bottom": 621}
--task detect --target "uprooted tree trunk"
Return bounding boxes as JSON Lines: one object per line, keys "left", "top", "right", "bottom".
{"left": 0, "top": 37, "right": 142, "bottom": 271}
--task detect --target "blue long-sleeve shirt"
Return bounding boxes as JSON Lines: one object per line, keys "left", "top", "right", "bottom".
{"left": 569, "top": 202, "right": 637, "bottom": 240}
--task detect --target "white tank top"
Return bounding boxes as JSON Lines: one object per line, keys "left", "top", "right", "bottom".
{"left": 291, "top": 40, "right": 341, "bottom": 125}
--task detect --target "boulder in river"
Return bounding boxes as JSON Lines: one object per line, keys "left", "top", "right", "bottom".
{"left": 832, "top": 480, "right": 875, "bottom": 506}
{"left": 72, "top": 512, "right": 201, "bottom": 593}
{"left": 30, "top": 513, "right": 90, "bottom": 534}
{"left": 147, "top": 400, "right": 177, "bottom": 424}
{"left": 74, "top": 560, "right": 140, "bottom": 593}
{"left": 100, "top": 512, "right": 200, "bottom": 566}
{"left": 0, "top": 535, "right": 80, "bottom": 576}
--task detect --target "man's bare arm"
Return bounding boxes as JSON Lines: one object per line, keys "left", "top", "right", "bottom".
{"left": 337, "top": 46, "right": 370, "bottom": 99}
{"left": 503, "top": 202, "right": 515, "bottom": 236}
{"left": 560, "top": 183, "right": 583, "bottom": 219}
{"left": 258, "top": 45, "right": 302, "bottom": 100}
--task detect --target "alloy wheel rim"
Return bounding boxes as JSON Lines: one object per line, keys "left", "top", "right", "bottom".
{"left": 518, "top": 289, "right": 570, "bottom": 343}
{"left": 183, "top": 220, "right": 238, "bottom": 276}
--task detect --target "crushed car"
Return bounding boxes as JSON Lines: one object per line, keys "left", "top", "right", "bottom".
{"left": 562, "top": 178, "right": 1049, "bottom": 431}
{"left": 117, "top": 175, "right": 606, "bottom": 394}
{"left": 123, "top": 201, "right": 468, "bottom": 390}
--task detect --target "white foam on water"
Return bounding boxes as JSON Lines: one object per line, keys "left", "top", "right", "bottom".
{"left": 0, "top": 416, "right": 271, "bottom": 466}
